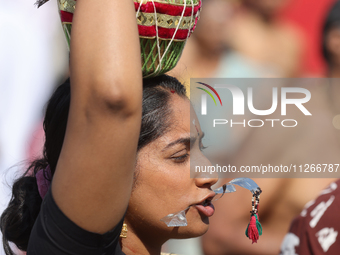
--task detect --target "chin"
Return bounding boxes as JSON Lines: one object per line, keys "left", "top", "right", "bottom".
{"left": 191, "top": 223, "right": 210, "bottom": 237}
{"left": 171, "top": 213, "right": 210, "bottom": 239}
{"left": 173, "top": 222, "right": 209, "bottom": 239}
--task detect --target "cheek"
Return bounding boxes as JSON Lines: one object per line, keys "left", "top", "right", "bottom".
{"left": 126, "top": 162, "right": 210, "bottom": 238}
{"left": 127, "top": 165, "right": 193, "bottom": 226}
{"left": 328, "top": 34, "right": 340, "bottom": 56}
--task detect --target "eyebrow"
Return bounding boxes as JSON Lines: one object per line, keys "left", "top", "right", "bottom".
{"left": 162, "top": 132, "right": 205, "bottom": 151}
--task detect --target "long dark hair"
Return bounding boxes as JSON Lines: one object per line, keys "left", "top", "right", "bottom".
{"left": 322, "top": 0, "right": 340, "bottom": 66}
{"left": 0, "top": 75, "right": 186, "bottom": 255}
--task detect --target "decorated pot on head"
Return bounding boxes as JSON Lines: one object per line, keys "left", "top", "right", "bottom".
{"left": 57, "top": 0, "right": 202, "bottom": 77}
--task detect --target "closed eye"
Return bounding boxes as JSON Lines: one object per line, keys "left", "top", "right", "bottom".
{"left": 171, "top": 153, "right": 189, "bottom": 164}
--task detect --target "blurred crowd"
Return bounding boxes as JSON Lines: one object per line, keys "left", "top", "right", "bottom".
{"left": 1, "top": 0, "right": 340, "bottom": 254}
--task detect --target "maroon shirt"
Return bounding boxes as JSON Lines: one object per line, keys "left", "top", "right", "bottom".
{"left": 280, "top": 180, "right": 340, "bottom": 255}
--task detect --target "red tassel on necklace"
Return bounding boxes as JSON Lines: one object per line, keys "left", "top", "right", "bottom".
{"left": 245, "top": 215, "right": 259, "bottom": 243}
{"left": 245, "top": 188, "right": 262, "bottom": 243}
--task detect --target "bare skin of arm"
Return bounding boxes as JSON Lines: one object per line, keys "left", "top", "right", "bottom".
{"left": 51, "top": 0, "right": 143, "bottom": 234}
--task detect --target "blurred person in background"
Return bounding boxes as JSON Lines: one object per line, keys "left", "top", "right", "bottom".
{"left": 322, "top": 0, "right": 340, "bottom": 79}
{"left": 0, "top": 0, "right": 68, "bottom": 254}
{"left": 280, "top": 179, "right": 340, "bottom": 255}
{"left": 279, "top": 2, "right": 340, "bottom": 254}
{"left": 201, "top": 2, "right": 340, "bottom": 254}
{"left": 168, "top": 0, "right": 303, "bottom": 167}
{"left": 166, "top": 1, "right": 340, "bottom": 255}
{"left": 278, "top": 0, "right": 335, "bottom": 76}
{"left": 169, "top": 0, "right": 275, "bottom": 86}
{"left": 228, "top": 0, "right": 303, "bottom": 77}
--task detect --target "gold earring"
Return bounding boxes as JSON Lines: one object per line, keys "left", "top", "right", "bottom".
{"left": 120, "top": 223, "right": 128, "bottom": 238}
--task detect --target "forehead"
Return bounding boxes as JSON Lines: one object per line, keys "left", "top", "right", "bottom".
{"left": 169, "top": 94, "right": 201, "bottom": 135}
{"left": 145, "top": 95, "right": 201, "bottom": 149}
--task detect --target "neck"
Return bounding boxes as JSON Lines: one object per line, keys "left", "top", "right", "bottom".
{"left": 120, "top": 224, "right": 166, "bottom": 255}
{"left": 197, "top": 44, "right": 223, "bottom": 60}
{"left": 187, "top": 38, "right": 223, "bottom": 77}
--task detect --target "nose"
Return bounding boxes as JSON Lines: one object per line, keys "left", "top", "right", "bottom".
{"left": 192, "top": 152, "right": 219, "bottom": 189}
{"left": 195, "top": 174, "right": 219, "bottom": 189}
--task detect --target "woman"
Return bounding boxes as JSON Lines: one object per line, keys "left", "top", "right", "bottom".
{"left": 0, "top": 0, "right": 218, "bottom": 254}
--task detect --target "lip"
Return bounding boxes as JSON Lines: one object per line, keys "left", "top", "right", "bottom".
{"left": 198, "top": 192, "right": 217, "bottom": 205}
{"left": 192, "top": 192, "right": 216, "bottom": 217}
{"left": 195, "top": 202, "right": 215, "bottom": 217}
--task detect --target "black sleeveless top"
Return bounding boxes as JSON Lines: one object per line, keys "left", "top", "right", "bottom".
{"left": 27, "top": 189, "right": 125, "bottom": 255}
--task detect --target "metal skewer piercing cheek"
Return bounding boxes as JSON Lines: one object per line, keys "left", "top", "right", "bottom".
{"left": 160, "top": 177, "right": 263, "bottom": 245}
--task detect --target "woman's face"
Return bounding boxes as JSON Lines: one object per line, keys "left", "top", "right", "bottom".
{"left": 126, "top": 94, "right": 218, "bottom": 241}
{"left": 244, "top": 0, "right": 288, "bottom": 17}
{"left": 193, "top": 0, "right": 235, "bottom": 53}
{"left": 326, "top": 26, "right": 340, "bottom": 66}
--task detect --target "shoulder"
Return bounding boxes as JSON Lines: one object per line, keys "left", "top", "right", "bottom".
{"left": 280, "top": 180, "right": 340, "bottom": 255}
{"left": 28, "top": 189, "right": 125, "bottom": 254}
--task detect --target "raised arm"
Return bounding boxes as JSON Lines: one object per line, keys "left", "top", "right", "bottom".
{"left": 52, "top": 0, "right": 142, "bottom": 234}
